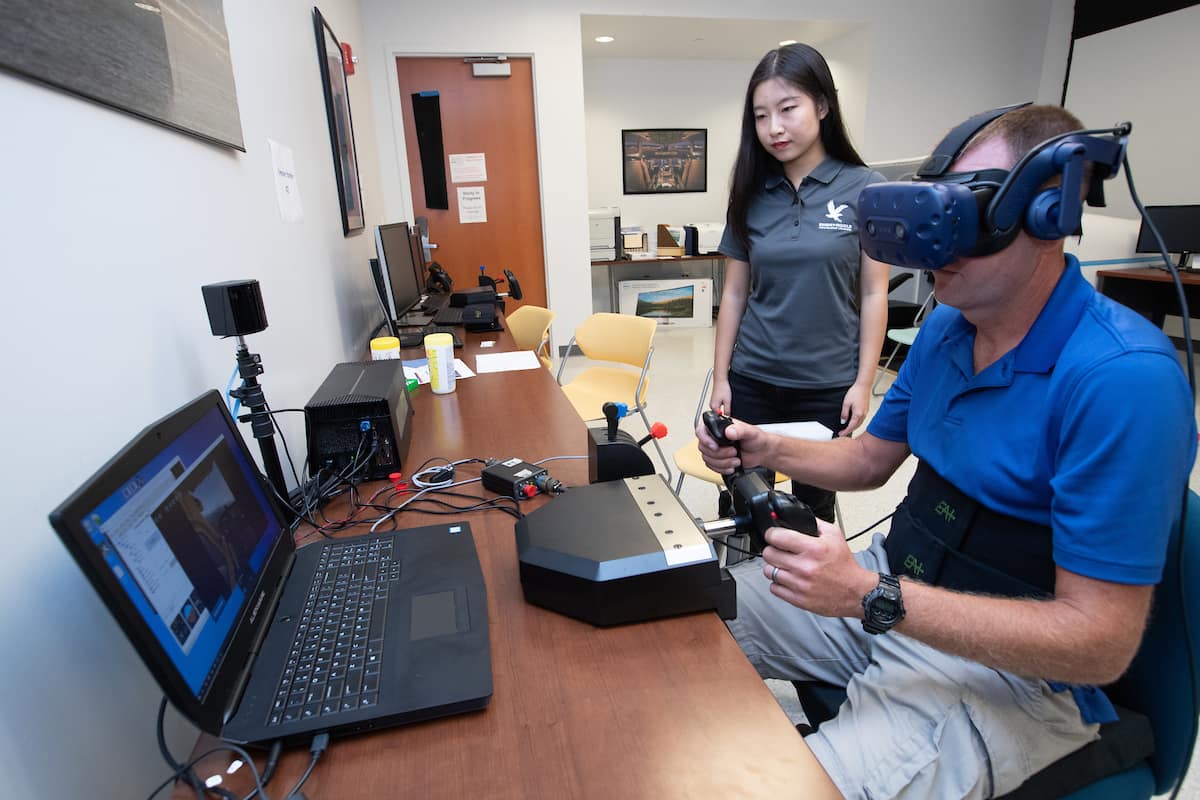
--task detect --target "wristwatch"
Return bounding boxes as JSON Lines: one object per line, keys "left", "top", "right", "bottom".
{"left": 861, "top": 573, "right": 905, "bottom": 635}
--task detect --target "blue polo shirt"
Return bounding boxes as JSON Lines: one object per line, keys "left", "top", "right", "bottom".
{"left": 869, "top": 255, "right": 1195, "bottom": 723}
{"left": 870, "top": 255, "right": 1194, "bottom": 585}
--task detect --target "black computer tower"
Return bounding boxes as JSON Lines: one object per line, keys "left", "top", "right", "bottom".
{"left": 305, "top": 361, "right": 414, "bottom": 480}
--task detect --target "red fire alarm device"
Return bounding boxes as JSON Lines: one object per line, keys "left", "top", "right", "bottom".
{"left": 340, "top": 42, "right": 356, "bottom": 75}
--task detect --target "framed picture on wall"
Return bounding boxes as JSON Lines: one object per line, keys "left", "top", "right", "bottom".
{"left": 313, "top": 7, "right": 364, "bottom": 235}
{"left": 621, "top": 128, "right": 707, "bottom": 195}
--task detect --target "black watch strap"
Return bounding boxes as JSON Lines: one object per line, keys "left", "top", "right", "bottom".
{"left": 861, "top": 573, "right": 905, "bottom": 635}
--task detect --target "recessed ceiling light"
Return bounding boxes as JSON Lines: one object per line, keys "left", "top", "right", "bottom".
{"left": 779, "top": 39, "right": 798, "bottom": 46}
{"left": 595, "top": 35, "right": 615, "bottom": 43}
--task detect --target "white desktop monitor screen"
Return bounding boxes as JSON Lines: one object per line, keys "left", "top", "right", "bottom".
{"left": 375, "top": 222, "right": 421, "bottom": 319}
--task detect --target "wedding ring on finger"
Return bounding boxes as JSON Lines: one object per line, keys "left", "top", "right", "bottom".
{"left": 770, "top": 565, "right": 780, "bottom": 584}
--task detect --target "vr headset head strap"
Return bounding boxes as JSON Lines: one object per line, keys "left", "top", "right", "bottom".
{"left": 917, "top": 102, "right": 1032, "bottom": 178}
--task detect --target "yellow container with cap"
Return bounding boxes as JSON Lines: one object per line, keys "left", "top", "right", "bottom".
{"left": 424, "top": 332, "right": 456, "bottom": 394}
{"left": 370, "top": 336, "right": 401, "bottom": 360}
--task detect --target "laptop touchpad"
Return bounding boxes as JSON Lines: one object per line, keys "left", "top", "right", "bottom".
{"left": 410, "top": 588, "right": 469, "bottom": 640}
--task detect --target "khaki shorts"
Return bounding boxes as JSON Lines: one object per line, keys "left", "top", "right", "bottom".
{"left": 726, "top": 535, "right": 1099, "bottom": 799}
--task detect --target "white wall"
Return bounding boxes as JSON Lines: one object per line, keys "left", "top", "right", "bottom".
{"left": 0, "top": 1, "right": 386, "bottom": 796}
{"left": 1065, "top": 4, "right": 1200, "bottom": 218}
{"left": 360, "top": 0, "right": 1064, "bottom": 351}
{"left": 583, "top": 57, "right": 757, "bottom": 230}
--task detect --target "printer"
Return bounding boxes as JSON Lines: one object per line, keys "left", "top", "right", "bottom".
{"left": 589, "top": 207, "right": 621, "bottom": 261}
{"left": 683, "top": 222, "right": 725, "bottom": 255}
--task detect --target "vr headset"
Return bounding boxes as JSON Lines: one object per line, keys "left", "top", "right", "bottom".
{"left": 858, "top": 102, "right": 1131, "bottom": 270}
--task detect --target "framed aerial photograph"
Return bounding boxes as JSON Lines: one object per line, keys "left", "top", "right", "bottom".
{"left": 0, "top": 0, "right": 244, "bottom": 150}
{"left": 621, "top": 128, "right": 707, "bottom": 195}
{"left": 313, "top": 7, "right": 364, "bottom": 235}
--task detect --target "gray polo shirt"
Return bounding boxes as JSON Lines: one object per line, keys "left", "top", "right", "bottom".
{"left": 719, "top": 158, "right": 883, "bottom": 389}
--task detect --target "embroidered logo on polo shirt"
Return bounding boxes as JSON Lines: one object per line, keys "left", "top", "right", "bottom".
{"left": 818, "top": 200, "right": 854, "bottom": 232}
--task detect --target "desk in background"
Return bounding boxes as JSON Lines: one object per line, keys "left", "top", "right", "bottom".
{"left": 177, "top": 321, "right": 836, "bottom": 799}
{"left": 1097, "top": 267, "right": 1200, "bottom": 349}
{"left": 591, "top": 254, "right": 725, "bottom": 314}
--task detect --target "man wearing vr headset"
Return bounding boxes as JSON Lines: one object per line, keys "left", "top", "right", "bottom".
{"left": 698, "top": 104, "right": 1195, "bottom": 798}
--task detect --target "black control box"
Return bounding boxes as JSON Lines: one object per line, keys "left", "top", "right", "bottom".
{"left": 482, "top": 458, "right": 548, "bottom": 500}
{"left": 305, "top": 361, "right": 413, "bottom": 480}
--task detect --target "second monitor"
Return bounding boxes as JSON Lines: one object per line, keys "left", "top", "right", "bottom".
{"left": 375, "top": 221, "right": 427, "bottom": 325}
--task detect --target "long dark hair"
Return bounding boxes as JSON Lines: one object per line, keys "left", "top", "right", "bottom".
{"left": 726, "top": 43, "right": 865, "bottom": 252}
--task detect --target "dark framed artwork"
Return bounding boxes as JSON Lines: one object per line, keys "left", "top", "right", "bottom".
{"left": 621, "top": 129, "right": 707, "bottom": 194}
{"left": 313, "top": 7, "right": 364, "bottom": 235}
{"left": 0, "top": 0, "right": 244, "bottom": 150}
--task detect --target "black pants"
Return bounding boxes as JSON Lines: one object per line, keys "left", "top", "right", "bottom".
{"left": 728, "top": 370, "right": 846, "bottom": 523}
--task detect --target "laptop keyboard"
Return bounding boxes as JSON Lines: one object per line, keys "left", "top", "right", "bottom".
{"left": 267, "top": 539, "right": 401, "bottom": 726}
{"left": 397, "top": 325, "right": 463, "bottom": 348}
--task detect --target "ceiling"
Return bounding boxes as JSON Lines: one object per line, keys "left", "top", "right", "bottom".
{"left": 580, "top": 14, "right": 863, "bottom": 60}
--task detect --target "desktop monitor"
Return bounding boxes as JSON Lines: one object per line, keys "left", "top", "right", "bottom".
{"left": 375, "top": 222, "right": 422, "bottom": 321}
{"left": 407, "top": 226, "right": 428, "bottom": 290}
{"left": 1135, "top": 205, "right": 1200, "bottom": 270}
{"left": 617, "top": 278, "right": 712, "bottom": 327}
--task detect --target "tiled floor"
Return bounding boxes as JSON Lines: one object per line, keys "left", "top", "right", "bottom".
{"left": 555, "top": 321, "right": 1200, "bottom": 797}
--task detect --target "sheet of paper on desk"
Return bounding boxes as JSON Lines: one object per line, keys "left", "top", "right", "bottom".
{"left": 759, "top": 421, "right": 835, "bottom": 441}
{"left": 475, "top": 351, "right": 542, "bottom": 373}
{"left": 402, "top": 358, "right": 475, "bottom": 384}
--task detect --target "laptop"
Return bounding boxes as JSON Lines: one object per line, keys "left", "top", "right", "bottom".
{"left": 48, "top": 390, "right": 492, "bottom": 746}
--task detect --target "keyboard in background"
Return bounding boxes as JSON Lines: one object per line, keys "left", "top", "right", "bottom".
{"left": 397, "top": 325, "right": 463, "bottom": 349}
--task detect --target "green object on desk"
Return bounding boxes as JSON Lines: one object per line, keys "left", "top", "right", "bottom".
{"left": 406, "top": 378, "right": 419, "bottom": 393}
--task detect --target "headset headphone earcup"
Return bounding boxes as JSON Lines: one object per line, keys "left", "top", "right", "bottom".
{"left": 1025, "top": 187, "right": 1068, "bottom": 240}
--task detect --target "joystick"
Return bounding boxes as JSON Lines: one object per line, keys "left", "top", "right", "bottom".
{"left": 696, "top": 411, "right": 819, "bottom": 553}
{"left": 701, "top": 409, "right": 735, "bottom": 449}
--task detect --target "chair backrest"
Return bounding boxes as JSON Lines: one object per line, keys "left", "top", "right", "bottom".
{"left": 506, "top": 305, "right": 555, "bottom": 354}
{"left": 571, "top": 312, "right": 656, "bottom": 369}
{"left": 1108, "top": 489, "right": 1200, "bottom": 794}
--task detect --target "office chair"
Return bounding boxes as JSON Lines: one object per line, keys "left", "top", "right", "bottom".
{"left": 871, "top": 288, "right": 937, "bottom": 397}
{"left": 556, "top": 312, "right": 670, "bottom": 480}
{"left": 505, "top": 305, "right": 555, "bottom": 368}
{"left": 795, "top": 490, "right": 1200, "bottom": 800}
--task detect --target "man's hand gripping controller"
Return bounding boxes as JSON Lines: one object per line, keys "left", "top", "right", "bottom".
{"left": 701, "top": 410, "right": 817, "bottom": 553}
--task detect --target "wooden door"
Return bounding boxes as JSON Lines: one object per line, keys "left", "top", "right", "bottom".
{"left": 396, "top": 57, "right": 546, "bottom": 309}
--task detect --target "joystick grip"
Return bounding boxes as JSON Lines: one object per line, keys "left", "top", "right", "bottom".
{"left": 701, "top": 410, "right": 735, "bottom": 448}
{"left": 746, "top": 491, "right": 818, "bottom": 552}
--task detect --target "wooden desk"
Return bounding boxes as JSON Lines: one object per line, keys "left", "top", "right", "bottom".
{"left": 1097, "top": 267, "right": 1200, "bottom": 348}
{"left": 178, "top": 324, "right": 836, "bottom": 798}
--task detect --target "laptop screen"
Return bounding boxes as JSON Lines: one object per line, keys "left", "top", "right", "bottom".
{"left": 74, "top": 401, "right": 283, "bottom": 698}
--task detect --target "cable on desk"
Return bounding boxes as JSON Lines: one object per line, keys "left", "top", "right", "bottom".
{"left": 279, "top": 732, "right": 329, "bottom": 800}
{"left": 156, "top": 696, "right": 206, "bottom": 800}
{"left": 141, "top": 741, "right": 269, "bottom": 800}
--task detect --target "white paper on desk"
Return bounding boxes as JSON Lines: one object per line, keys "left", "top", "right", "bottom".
{"left": 403, "top": 364, "right": 431, "bottom": 385}
{"left": 453, "top": 358, "right": 475, "bottom": 379}
{"left": 759, "top": 421, "right": 835, "bottom": 441}
{"left": 475, "top": 351, "right": 541, "bottom": 373}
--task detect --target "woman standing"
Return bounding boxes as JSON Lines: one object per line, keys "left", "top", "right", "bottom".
{"left": 712, "top": 43, "right": 889, "bottom": 523}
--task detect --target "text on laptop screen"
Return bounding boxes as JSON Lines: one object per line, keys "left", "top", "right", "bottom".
{"left": 77, "top": 404, "right": 283, "bottom": 697}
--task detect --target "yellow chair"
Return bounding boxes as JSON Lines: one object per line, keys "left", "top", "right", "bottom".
{"left": 506, "top": 305, "right": 556, "bottom": 368}
{"left": 555, "top": 312, "right": 669, "bottom": 479}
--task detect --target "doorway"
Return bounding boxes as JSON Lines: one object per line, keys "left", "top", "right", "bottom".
{"left": 395, "top": 56, "right": 547, "bottom": 309}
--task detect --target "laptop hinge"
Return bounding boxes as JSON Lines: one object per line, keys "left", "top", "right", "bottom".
{"left": 223, "top": 547, "right": 296, "bottom": 724}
